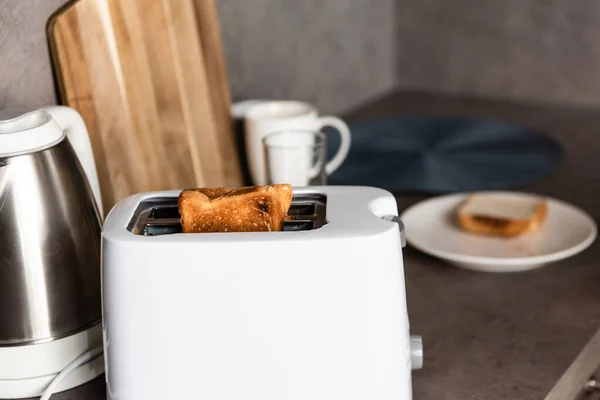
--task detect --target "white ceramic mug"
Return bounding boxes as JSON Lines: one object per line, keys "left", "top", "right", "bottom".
{"left": 244, "top": 100, "right": 351, "bottom": 186}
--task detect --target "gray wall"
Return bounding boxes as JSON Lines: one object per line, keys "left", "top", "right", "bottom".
{"left": 219, "top": 0, "right": 397, "bottom": 114}
{"left": 396, "top": 0, "right": 600, "bottom": 108}
{"left": 5, "top": 0, "right": 597, "bottom": 115}
{"left": 0, "top": 0, "right": 67, "bottom": 109}
{"left": 0, "top": 0, "right": 396, "bottom": 115}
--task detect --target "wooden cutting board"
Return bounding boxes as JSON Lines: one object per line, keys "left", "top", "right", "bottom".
{"left": 47, "top": 0, "right": 243, "bottom": 213}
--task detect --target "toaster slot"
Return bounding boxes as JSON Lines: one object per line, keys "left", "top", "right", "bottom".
{"left": 287, "top": 203, "right": 315, "bottom": 216}
{"left": 141, "top": 222, "right": 182, "bottom": 236}
{"left": 127, "top": 193, "right": 327, "bottom": 235}
{"left": 149, "top": 205, "right": 180, "bottom": 219}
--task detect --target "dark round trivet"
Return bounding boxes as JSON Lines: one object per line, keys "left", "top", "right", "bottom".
{"left": 326, "top": 115, "right": 564, "bottom": 193}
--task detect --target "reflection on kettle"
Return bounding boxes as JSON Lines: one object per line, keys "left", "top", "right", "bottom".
{"left": 0, "top": 106, "right": 104, "bottom": 398}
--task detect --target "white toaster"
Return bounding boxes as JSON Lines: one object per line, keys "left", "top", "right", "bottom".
{"left": 101, "top": 185, "right": 423, "bottom": 400}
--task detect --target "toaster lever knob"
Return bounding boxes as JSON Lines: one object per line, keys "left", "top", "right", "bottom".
{"left": 410, "top": 334, "right": 423, "bottom": 370}
{"left": 382, "top": 215, "right": 406, "bottom": 248}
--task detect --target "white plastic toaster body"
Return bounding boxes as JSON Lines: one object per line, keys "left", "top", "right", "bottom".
{"left": 101, "top": 185, "right": 423, "bottom": 400}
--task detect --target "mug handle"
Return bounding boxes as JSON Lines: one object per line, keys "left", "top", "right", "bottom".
{"left": 318, "top": 116, "right": 351, "bottom": 175}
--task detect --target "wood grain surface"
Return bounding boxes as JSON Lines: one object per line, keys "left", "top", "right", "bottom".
{"left": 47, "top": 0, "right": 243, "bottom": 212}
{"left": 193, "top": 0, "right": 243, "bottom": 187}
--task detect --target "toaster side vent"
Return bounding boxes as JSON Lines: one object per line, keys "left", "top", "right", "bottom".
{"left": 127, "top": 193, "right": 327, "bottom": 236}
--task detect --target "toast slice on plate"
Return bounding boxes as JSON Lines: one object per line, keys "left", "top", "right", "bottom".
{"left": 178, "top": 184, "right": 293, "bottom": 233}
{"left": 457, "top": 193, "right": 548, "bottom": 237}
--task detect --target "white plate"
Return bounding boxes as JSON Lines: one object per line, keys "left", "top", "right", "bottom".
{"left": 399, "top": 191, "right": 597, "bottom": 272}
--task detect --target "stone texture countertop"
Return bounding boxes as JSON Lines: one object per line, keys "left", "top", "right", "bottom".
{"left": 37, "top": 91, "right": 600, "bottom": 400}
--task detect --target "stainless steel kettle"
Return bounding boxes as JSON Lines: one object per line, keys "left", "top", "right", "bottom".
{"left": 0, "top": 106, "right": 103, "bottom": 346}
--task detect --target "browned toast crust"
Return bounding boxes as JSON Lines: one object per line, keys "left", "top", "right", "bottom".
{"left": 178, "top": 184, "right": 293, "bottom": 233}
{"left": 457, "top": 195, "right": 548, "bottom": 237}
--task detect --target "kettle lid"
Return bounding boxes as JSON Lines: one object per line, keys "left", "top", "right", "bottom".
{"left": 0, "top": 109, "right": 65, "bottom": 157}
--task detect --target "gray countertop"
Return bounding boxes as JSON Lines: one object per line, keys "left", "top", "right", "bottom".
{"left": 37, "top": 91, "right": 600, "bottom": 400}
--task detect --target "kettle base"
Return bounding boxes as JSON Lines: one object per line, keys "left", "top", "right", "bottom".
{"left": 0, "top": 323, "right": 104, "bottom": 399}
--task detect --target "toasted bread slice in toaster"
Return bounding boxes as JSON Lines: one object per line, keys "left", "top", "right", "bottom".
{"left": 178, "top": 184, "right": 293, "bottom": 233}
{"left": 457, "top": 193, "right": 548, "bottom": 237}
